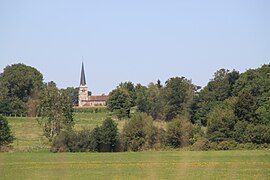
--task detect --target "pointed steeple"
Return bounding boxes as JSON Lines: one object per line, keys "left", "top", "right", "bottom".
{"left": 80, "top": 62, "right": 86, "bottom": 86}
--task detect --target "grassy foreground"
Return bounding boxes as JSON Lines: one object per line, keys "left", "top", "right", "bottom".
{"left": 0, "top": 150, "right": 270, "bottom": 179}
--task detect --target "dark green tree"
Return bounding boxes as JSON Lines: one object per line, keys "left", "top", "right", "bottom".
{"left": 207, "top": 98, "right": 237, "bottom": 142}
{"left": 191, "top": 69, "right": 239, "bottom": 125}
{"left": 234, "top": 90, "right": 257, "bottom": 123}
{"left": 99, "top": 118, "right": 118, "bottom": 152}
{"left": 163, "top": 77, "right": 195, "bottom": 121}
{"left": 0, "top": 115, "right": 14, "bottom": 147}
{"left": 135, "top": 84, "right": 149, "bottom": 113}
{"left": 0, "top": 63, "right": 43, "bottom": 115}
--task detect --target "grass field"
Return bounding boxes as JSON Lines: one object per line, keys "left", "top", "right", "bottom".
{"left": 7, "top": 112, "right": 110, "bottom": 151}
{"left": 7, "top": 112, "right": 166, "bottom": 152}
{"left": 1, "top": 150, "right": 270, "bottom": 179}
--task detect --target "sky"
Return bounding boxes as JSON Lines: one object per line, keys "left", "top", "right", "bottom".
{"left": 0, "top": 0, "right": 270, "bottom": 95}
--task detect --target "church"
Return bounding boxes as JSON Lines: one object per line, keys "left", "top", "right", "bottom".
{"left": 78, "top": 62, "right": 108, "bottom": 107}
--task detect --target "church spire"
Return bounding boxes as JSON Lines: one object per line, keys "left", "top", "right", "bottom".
{"left": 80, "top": 62, "right": 86, "bottom": 86}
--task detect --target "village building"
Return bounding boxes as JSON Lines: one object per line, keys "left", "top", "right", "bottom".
{"left": 78, "top": 62, "right": 108, "bottom": 107}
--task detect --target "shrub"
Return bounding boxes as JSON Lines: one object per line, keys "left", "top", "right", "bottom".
{"left": 166, "top": 116, "right": 193, "bottom": 148}
{"left": 189, "top": 137, "right": 211, "bottom": 151}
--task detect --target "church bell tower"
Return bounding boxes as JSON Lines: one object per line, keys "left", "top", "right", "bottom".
{"left": 79, "top": 62, "right": 88, "bottom": 106}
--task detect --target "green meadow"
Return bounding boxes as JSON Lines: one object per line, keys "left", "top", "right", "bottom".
{"left": 1, "top": 150, "right": 270, "bottom": 179}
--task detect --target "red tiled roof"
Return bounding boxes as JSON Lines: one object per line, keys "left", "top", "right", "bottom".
{"left": 89, "top": 95, "right": 108, "bottom": 101}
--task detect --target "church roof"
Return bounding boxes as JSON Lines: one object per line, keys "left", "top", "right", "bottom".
{"left": 89, "top": 95, "right": 108, "bottom": 101}
{"left": 80, "top": 62, "right": 86, "bottom": 86}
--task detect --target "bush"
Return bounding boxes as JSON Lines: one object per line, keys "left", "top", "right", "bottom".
{"left": 166, "top": 116, "right": 193, "bottom": 148}
{"left": 51, "top": 118, "right": 119, "bottom": 153}
{"left": 189, "top": 137, "right": 211, "bottom": 151}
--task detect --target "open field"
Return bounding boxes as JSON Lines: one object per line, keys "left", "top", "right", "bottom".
{"left": 1, "top": 150, "right": 270, "bottom": 179}
{"left": 7, "top": 111, "right": 166, "bottom": 152}
{"left": 7, "top": 112, "right": 109, "bottom": 151}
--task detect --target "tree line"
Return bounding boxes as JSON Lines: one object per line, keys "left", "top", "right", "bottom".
{"left": 0, "top": 63, "right": 270, "bottom": 151}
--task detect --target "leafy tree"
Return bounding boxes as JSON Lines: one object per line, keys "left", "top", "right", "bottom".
{"left": 166, "top": 116, "right": 193, "bottom": 148}
{"left": 207, "top": 98, "right": 237, "bottom": 142}
{"left": 38, "top": 82, "right": 74, "bottom": 141}
{"left": 191, "top": 69, "right": 239, "bottom": 125}
{"left": 61, "top": 87, "right": 79, "bottom": 106}
{"left": 122, "top": 113, "right": 158, "bottom": 151}
{"left": 0, "top": 115, "right": 14, "bottom": 147}
{"left": 234, "top": 90, "right": 257, "bottom": 123}
{"left": 147, "top": 83, "right": 164, "bottom": 120}
{"left": 135, "top": 84, "right": 149, "bottom": 113}
{"left": 107, "top": 88, "right": 132, "bottom": 119}
{"left": 0, "top": 63, "right": 43, "bottom": 115}
{"left": 163, "top": 77, "right": 195, "bottom": 121}
{"left": 118, "top": 82, "right": 136, "bottom": 107}
{"left": 99, "top": 118, "right": 118, "bottom": 152}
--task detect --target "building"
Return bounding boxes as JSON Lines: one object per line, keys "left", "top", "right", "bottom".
{"left": 78, "top": 62, "right": 108, "bottom": 107}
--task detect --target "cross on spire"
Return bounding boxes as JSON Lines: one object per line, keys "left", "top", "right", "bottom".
{"left": 80, "top": 62, "right": 86, "bottom": 86}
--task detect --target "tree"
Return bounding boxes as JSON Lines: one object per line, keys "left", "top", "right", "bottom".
{"left": 0, "top": 63, "right": 43, "bottom": 115}
{"left": 163, "top": 77, "right": 195, "bottom": 121}
{"left": 0, "top": 115, "right": 14, "bottom": 147}
{"left": 166, "top": 116, "right": 193, "bottom": 148}
{"left": 135, "top": 84, "right": 149, "bottom": 113}
{"left": 207, "top": 98, "right": 237, "bottom": 142}
{"left": 38, "top": 82, "right": 74, "bottom": 141}
{"left": 61, "top": 87, "right": 79, "bottom": 106}
{"left": 147, "top": 83, "right": 164, "bottom": 120}
{"left": 99, "top": 118, "right": 118, "bottom": 152}
{"left": 107, "top": 88, "right": 132, "bottom": 119}
{"left": 118, "top": 82, "right": 136, "bottom": 107}
{"left": 234, "top": 90, "right": 257, "bottom": 123}
{"left": 122, "top": 113, "right": 158, "bottom": 151}
{"left": 191, "top": 69, "right": 239, "bottom": 125}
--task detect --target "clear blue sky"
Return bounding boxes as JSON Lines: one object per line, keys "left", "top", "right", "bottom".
{"left": 0, "top": 0, "right": 269, "bottom": 94}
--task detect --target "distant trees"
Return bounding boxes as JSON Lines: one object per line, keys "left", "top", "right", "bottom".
{"left": 0, "top": 115, "right": 14, "bottom": 150}
{"left": 107, "top": 88, "right": 132, "bottom": 119}
{"left": 0, "top": 63, "right": 43, "bottom": 116}
{"left": 38, "top": 81, "right": 74, "bottom": 141}
{"left": 108, "top": 78, "right": 197, "bottom": 121}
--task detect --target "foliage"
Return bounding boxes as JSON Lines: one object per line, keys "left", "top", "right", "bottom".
{"left": 107, "top": 87, "right": 132, "bottom": 119}
{"left": 98, "top": 118, "right": 118, "bottom": 152}
{"left": 0, "top": 63, "right": 43, "bottom": 115}
{"left": 146, "top": 83, "right": 164, "bottom": 120}
{"left": 166, "top": 116, "right": 193, "bottom": 148}
{"left": 0, "top": 115, "right": 14, "bottom": 147}
{"left": 163, "top": 77, "right": 196, "bottom": 121}
{"left": 38, "top": 82, "right": 74, "bottom": 141}
{"left": 118, "top": 82, "right": 137, "bottom": 107}
{"left": 122, "top": 113, "right": 159, "bottom": 151}
{"left": 207, "top": 98, "right": 236, "bottom": 142}
{"left": 62, "top": 87, "right": 79, "bottom": 106}
{"left": 191, "top": 69, "right": 239, "bottom": 125}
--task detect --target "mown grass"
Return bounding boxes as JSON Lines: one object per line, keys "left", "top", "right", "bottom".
{"left": 0, "top": 150, "right": 270, "bottom": 179}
